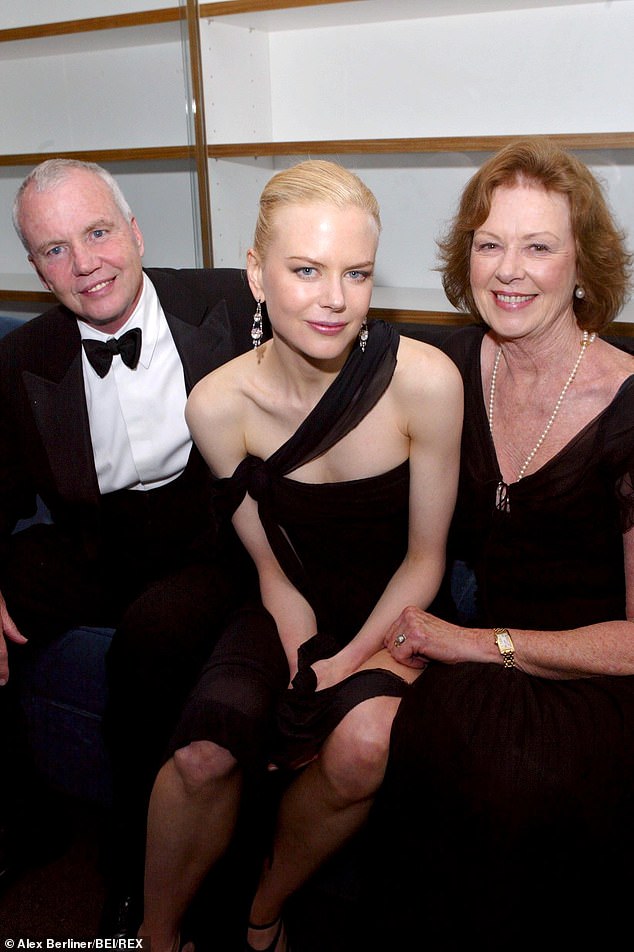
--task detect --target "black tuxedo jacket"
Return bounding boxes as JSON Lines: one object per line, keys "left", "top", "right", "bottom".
{"left": 0, "top": 267, "right": 255, "bottom": 553}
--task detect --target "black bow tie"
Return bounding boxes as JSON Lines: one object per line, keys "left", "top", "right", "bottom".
{"left": 82, "top": 328, "right": 142, "bottom": 378}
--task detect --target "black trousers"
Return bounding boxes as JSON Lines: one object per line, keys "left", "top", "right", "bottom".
{"left": 1, "top": 474, "right": 257, "bottom": 890}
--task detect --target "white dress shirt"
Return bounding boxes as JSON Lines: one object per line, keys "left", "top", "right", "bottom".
{"left": 79, "top": 273, "right": 190, "bottom": 493}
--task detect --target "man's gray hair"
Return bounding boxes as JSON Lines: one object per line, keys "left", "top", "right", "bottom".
{"left": 13, "top": 158, "right": 134, "bottom": 251}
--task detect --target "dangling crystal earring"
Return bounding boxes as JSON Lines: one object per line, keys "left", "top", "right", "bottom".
{"left": 359, "top": 320, "right": 369, "bottom": 353}
{"left": 251, "top": 300, "right": 263, "bottom": 349}
{"left": 574, "top": 285, "right": 586, "bottom": 300}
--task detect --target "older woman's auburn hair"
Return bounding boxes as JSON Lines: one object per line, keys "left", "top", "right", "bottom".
{"left": 438, "top": 136, "right": 632, "bottom": 331}
{"left": 253, "top": 159, "right": 381, "bottom": 259}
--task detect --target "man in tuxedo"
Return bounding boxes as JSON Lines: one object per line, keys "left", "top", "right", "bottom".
{"left": 1, "top": 158, "right": 258, "bottom": 933}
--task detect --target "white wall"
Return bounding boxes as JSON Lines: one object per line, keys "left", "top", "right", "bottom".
{"left": 0, "top": 13, "right": 199, "bottom": 307}
{"left": 202, "top": 1, "right": 634, "bottom": 321}
{"left": 3, "top": 1, "right": 634, "bottom": 320}
{"left": 267, "top": 5, "right": 634, "bottom": 139}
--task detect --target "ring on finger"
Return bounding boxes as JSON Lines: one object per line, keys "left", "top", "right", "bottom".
{"left": 394, "top": 633, "right": 407, "bottom": 647}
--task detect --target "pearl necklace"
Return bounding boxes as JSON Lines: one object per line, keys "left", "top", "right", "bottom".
{"left": 488, "top": 329, "right": 596, "bottom": 511}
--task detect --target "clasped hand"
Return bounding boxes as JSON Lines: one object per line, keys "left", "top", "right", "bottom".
{"left": 384, "top": 605, "right": 472, "bottom": 667}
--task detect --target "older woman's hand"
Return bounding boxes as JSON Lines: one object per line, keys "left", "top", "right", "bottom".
{"left": 385, "top": 605, "right": 478, "bottom": 667}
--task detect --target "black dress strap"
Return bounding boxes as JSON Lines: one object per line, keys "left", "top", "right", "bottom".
{"left": 264, "top": 319, "right": 399, "bottom": 474}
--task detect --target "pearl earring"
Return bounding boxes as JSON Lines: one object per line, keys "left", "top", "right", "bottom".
{"left": 574, "top": 286, "right": 586, "bottom": 300}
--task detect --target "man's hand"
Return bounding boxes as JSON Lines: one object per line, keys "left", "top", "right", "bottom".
{"left": 0, "top": 591, "right": 27, "bottom": 685}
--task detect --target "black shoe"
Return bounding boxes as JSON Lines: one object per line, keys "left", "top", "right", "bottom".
{"left": 98, "top": 889, "right": 143, "bottom": 939}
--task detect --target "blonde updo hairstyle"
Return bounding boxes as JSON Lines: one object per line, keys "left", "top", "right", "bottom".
{"left": 252, "top": 159, "right": 381, "bottom": 261}
{"left": 437, "top": 136, "right": 632, "bottom": 331}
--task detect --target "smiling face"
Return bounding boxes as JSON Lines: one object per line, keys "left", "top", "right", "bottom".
{"left": 470, "top": 182, "right": 579, "bottom": 341}
{"left": 20, "top": 168, "right": 145, "bottom": 333}
{"left": 247, "top": 201, "right": 378, "bottom": 362}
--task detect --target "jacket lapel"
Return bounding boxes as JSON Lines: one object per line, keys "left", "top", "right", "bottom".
{"left": 23, "top": 347, "right": 100, "bottom": 503}
{"left": 166, "top": 295, "right": 238, "bottom": 392}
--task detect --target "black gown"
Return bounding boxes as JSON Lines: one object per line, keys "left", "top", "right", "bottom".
{"left": 168, "top": 321, "right": 411, "bottom": 772}
{"left": 370, "top": 326, "right": 634, "bottom": 949}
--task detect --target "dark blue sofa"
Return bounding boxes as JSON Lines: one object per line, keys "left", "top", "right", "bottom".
{"left": 20, "top": 624, "right": 114, "bottom": 806}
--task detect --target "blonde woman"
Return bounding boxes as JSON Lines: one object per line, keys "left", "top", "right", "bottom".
{"left": 140, "top": 161, "right": 462, "bottom": 951}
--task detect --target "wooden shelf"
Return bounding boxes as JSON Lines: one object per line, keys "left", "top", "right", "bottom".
{"left": 207, "top": 132, "right": 634, "bottom": 158}
{"left": 5, "top": 135, "right": 630, "bottom": 169}
{"left": 0, "top": 289, "right": 53, "bottom": 304}
{"left": 0, "top": 8, "right": 183, "bottom": 43}
{"left": 4, "top": 133, "right": 630, "bottom": 170}
{"left": 0, "top": 146, "right": 195, "bottom": 169}
{"left": 200, "top": 0, "right": 353, "bottom": 16}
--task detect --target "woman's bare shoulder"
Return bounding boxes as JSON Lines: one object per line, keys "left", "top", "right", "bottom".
{"left": 186, "top": 350, "right": 253, "bottom": 430}
{"left": 189, "top": 350, "right": 254, "bottom": 409}
{"left": 396, "top": 334, "right": 463, "bottom": 393}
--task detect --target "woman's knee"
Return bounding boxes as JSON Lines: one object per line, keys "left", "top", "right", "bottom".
{"left": 321, "top": 698, "right": 399, "bottom": 801}
{"left": 172, "top": 739, "right": 238, "bottom": 793}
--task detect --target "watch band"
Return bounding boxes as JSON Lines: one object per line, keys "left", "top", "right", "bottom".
{"left": 493, "top": 628, "right": 515, "bottom": 669}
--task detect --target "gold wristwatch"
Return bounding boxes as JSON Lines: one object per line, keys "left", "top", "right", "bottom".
{"left": 493, "top": 628, "right": 515, "bottom": 669}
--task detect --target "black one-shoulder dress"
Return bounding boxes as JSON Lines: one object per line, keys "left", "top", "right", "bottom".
{"left": 167, "top": 321, "right": 412, "bottom": 771}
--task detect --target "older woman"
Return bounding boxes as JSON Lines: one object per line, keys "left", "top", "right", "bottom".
{"left": 371, "top": 137, "right": 634, "bottom": 948}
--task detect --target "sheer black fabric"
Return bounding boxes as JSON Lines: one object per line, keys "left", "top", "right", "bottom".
{"left": 370, "top": 325, "right": 634, "bottom": 948}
